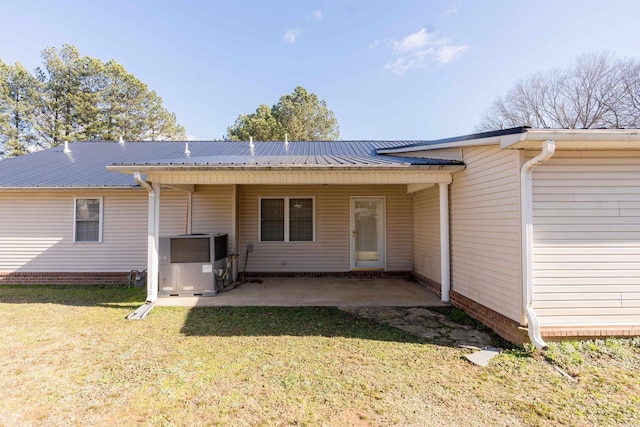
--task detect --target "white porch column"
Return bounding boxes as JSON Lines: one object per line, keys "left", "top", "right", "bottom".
{"left": 146, "top": 183, "right": 160, "bottom": 302}
{"left": 439, "top": 182, "right": 451, "bottom": 303}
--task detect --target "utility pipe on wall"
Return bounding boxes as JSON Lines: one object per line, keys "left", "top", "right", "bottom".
{"left": 520, "top": 139, "right": 555, "bottom": 349}
{"left": 134, "top": 171, "right": 159, "bottom": 303}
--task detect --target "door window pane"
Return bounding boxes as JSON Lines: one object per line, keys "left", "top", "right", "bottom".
{"left": 355, "top": 200, "right": 379, "bottom": 262}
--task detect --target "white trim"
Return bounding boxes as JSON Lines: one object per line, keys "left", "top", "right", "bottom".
{"left": 126, "top": 170, "right": 458, "bottom": 186}
{"left": 148, "top": 183, "right": 160, "bottom": 302}
{"left": 258, "top": 196, "right": 316, "bottom": 243}
{"left": 438, "top": 183, "right": 450, "bottom": 303}
{"left": 231, "top": 184, "right": 238, "bottom": 281}
{"left": 73, "top": 196, "right": 103, "bottom": 243}
{"left": 520, "top": 139, "right": 555, "bottom": 349}
{"left": 350, "top": 196, "right": 386, "bottom": 270}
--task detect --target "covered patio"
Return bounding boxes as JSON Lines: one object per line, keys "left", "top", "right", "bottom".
{"left": 154, "top": 276, "right": 445, "bottom": 307}
{"left": 106, "top": 140, "right": 463, "bottom": 312}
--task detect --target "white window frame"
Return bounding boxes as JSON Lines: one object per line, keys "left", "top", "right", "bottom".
{"left": 73, "top": 197, "right": 104, "bottom": 243}
{"left": 258, "top": 196, "right": 315, "bottom": 242}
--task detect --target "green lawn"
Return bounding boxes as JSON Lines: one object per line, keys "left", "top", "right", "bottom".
{"left": 0, "top": 285, "right": 638, "bottom": 426}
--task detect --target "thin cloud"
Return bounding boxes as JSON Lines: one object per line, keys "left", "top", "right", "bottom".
{"left": 443, "top": 0, "right": 461, "bottom": 15}
{"left": 312, "top": 9, "right": 322, "bottom": 21}
{"left": 435, "top": 45, "right": 468, "bottom": 64}
{"left": 283, "top": 27, "right": 303, "bottom": 44}
{"left": 443, "top": 6, "right": 459, "bottom": 15}
{"left": 393, "top": 28, "right": 429, "bottom": 54}
{"left": 375, "top": 27, "right": 468, "bottom": 76}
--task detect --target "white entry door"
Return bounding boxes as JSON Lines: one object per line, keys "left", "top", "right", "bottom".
{"left": 350, "top": 197, "right": 385, "bottom": 269}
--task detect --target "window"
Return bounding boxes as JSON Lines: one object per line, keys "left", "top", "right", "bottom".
{"left": 260, "top": 197, "right": 314, "bottom": 242}
{"left": 74, "top": 198, "right": 103, "bottom": 242}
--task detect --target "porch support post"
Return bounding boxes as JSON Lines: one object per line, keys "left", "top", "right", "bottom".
{"left": 231, "top": 184, "right": 238, "bottom": 281}
{"left": 439, "top": 182, "right": 451, "bottom": 303}
{"left": 146, "top": 183, "right": 160, "bottom": 302}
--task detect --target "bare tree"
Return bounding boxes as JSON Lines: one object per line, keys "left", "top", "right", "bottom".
{"left": 477, "top": 52, "right": 640, "bottom": 131}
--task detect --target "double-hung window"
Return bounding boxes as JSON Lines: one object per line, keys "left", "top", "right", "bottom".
{"left": 260, "top": 197, "right": 314, "bottom": 242}
{"left": 74, "top": 198, "right": 103, "bottom": 242}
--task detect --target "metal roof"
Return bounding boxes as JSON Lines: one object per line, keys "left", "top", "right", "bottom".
{"left": 376, "top": 127, "right": 531, "bottom": 154}
{"left": 0, "top": 140, "right": 464, "bottom": 188}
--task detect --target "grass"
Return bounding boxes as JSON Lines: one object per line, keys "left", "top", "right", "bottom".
{"left": 0, "top": 285, "right": 639, "bottom": 426}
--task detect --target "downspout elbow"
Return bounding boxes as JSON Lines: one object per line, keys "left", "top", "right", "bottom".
{"left": 521, "top": 139, "right": 555, "bottom": 349}
{"left": 134, "top": 171, "right": 153, "bottom": 193}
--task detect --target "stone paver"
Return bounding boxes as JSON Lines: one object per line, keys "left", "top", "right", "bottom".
{"left": 339, "top": 306, "right": 492, "bottom": 348}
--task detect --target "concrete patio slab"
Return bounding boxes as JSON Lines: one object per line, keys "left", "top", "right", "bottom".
{"left": 154, "top": 277, "right": 445, "bottom": 307}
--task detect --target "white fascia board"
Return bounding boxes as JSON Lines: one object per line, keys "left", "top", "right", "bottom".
{"left": 378, "top": 134, "right": 524, "bottom": 154}
{"left": 503, "top": 129, "right": 640, "bottom": 149}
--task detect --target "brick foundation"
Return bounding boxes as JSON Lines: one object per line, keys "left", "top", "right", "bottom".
{"left": 412, "top": 273, "right": 442, "bottom": 296}
{"left": 541, "top": 325, "right": 640, "bottom": 340}
{"left": 0, "top": 272, "right": 130, "bottom": 286}
{"left": 449, "top": 290, "right": 529, "bottom": 344}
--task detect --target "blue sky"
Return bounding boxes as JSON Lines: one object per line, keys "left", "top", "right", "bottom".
{"left": 1, "top": 0, "right": 639, "bottom": 140}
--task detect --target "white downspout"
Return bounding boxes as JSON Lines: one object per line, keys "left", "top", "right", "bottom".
{"left": 520, "top": 139, "right": 555, "bottom": 349}
{"left": 134, "top": 171, "right": 159, "bottom": 303}
{"left": 439, "top": 182, "right": 451, "bottom": 303}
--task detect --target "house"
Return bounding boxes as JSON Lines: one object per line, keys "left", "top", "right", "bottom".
{"left": 0, "top": 127, "right": 638, "bottom": 346}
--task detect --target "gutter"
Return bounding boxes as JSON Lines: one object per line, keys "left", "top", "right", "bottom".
{"left": 520, "top": 140, "right": 555, "bottom": 349}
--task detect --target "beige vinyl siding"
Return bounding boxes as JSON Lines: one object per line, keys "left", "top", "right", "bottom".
{"left": 191, "top": 185, "right": 235, "bottom": 249}
{"left": 159, "top": 189, "right": 189, "bottom": 236}
{"left": 238, "top": 185, "right": 412, "bottom": 272}
{"left": 450, "top": 146, "right": 523, "bottom": 322}
{"left": 413, "top": 186, "right": 441, "bottom": 283}
{"left": 159, "top": 184, "right": 235, "bottom": 244}
{"left": 0, "top": 190, "right": 148, "bottom": 272}
{"left": 531, "top": 150, "right": 640, "bottom": 326}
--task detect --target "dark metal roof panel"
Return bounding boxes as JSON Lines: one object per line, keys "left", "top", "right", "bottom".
{"left": 376, "top": 127, "right": 530, "bottom": 153}
{"left": 0, "top": 140, "right": 463, "bottom": 188}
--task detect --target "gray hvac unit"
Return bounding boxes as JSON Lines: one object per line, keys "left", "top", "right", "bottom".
{"left": 158, "top": 233, "right": 228, "bottom": 296}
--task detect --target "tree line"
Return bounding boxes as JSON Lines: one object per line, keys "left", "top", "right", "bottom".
{"left": 0, "top": 45, "right": 186, "bottom": 158}
{"left": 226, "top": 86, "right": 339, "bottom": 141}
{"left": 477, "top": 52, "right": 640, "bottom": 131}
{"left": 3, "top": 46, "right": 638, "bottom": 159}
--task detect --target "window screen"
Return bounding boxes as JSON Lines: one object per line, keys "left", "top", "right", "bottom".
{"left": 289, "top": 198, "right": 313, "bottom": 241}
{"left": 75, "top": 198, "right": 101, "bottom": 242}
{"left": 261, "top": 199, "right": 285, "bottom": 241}
{"left": 260, "top": 197, "right": 314, "bottom": 242}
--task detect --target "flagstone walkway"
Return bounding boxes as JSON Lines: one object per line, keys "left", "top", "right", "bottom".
{"left": 339, "top": 306, "right": 493, "bottom": 348}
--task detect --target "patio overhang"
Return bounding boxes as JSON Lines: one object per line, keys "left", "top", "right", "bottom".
{"left": 107, "top": 165, "right": 464, "bottom": 186}
{"left": 124, "top": 162, "right": 458, "bottom": 307}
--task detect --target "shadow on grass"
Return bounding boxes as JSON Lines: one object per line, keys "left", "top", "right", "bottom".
{"left": 0, "top": 284, "right": 146, "bottom": 309}
{"left": 179, "top": 306, "right": 425, "bottom": 344}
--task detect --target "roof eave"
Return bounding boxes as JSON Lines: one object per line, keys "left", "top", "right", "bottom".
{"left": 0, "top": 185, "right": 141, "bottom": 191}
{"left": 502, "top": 129, "right": 640, "bottom": 149}
{"left": 377, "top": 128, "right": 529, "bottom": 154}
{"left": 106, "top": 164, "right": 466, "bottom": 173}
